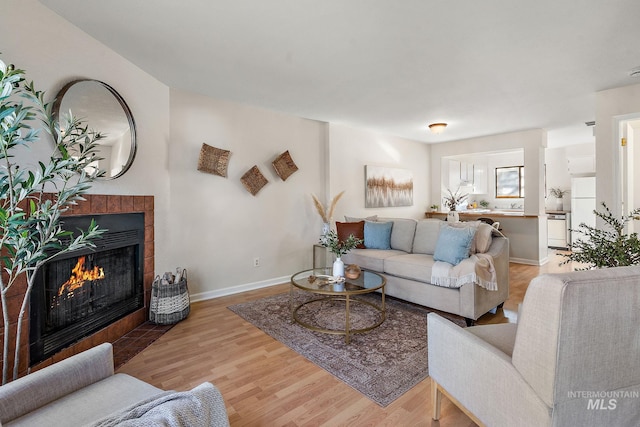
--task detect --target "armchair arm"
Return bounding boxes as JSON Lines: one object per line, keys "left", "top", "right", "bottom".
{"left": 427, "top": 314, "right": 550, "bottom": 427}
{"left": 0, "top": 343, "right": 114, "bottom": 423}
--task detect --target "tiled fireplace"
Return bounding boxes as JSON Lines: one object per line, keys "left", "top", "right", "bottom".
{"left": 29, "top": 213, "right": 145, "bottom": 366}
{"left": 0, "top": 195, "right": 154, "bottom": 377}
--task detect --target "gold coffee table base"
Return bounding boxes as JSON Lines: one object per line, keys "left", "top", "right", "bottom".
{"left": 289, "top": 268, "right": 386, "bottom": 344}
{"left": 291, "top": 295, "right": 385, "bottom": 344}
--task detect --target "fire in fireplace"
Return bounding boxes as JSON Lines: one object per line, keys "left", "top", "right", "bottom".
{"left": 57, "top": 255, "right": 106, "bottom": 296}
{"left": 29, "top": 213, "right": 144, "bottom": 365}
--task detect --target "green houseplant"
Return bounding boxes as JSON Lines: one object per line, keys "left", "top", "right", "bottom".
{"left": 562, "top": 202, "right": 640, "bottom": 269}
{"left": 0, "top": 57, "right": 105, "bottom": 383}
{"left": 319, "top": 230, "right": 363, "bottom": 258}
{"left": 319, "top": 230, "right": 363, "bottom": 277}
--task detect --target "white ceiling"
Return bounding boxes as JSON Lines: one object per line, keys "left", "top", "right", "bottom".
{"left": 39, "top": 0, "right": 640, "bottom": 146}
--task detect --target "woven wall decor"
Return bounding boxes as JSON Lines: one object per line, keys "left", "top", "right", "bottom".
{"left": 197, "top": 143, "right": 230, "bottom": 177}
{"left": 241, "top": 165, "right": 269, "bottom": 196}
{"left": 272, "top": 150, "right": 299, "bottom": 181}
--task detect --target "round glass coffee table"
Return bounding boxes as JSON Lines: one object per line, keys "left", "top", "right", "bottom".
{"left": 290, "top": 267, "right": 386, "bottom": 344}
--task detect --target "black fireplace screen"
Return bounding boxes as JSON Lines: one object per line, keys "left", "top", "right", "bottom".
{"left": 46, "top": 246, "right": 137, "bottom": 332}
{"left": 30, "top": 213, "right": 144, "bottom": 365}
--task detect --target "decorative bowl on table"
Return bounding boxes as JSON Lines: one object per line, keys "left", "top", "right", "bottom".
{"left": 345, "top": 264, "right": 361, "bottom": 279}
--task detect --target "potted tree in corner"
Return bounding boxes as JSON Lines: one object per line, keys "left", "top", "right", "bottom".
{"left": 0, "top": 57, "right": 105, "bottom": 384}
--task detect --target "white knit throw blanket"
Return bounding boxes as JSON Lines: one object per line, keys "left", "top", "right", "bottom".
{"left": 431, "top": 253, "right": 498, "bottom": 291}
{"left": 87, "top": 382, "right": 229, "bottom": 427}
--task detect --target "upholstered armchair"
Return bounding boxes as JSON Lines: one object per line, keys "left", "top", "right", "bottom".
{"left": 428, "top": 266, "right": 640, "bottom": 427}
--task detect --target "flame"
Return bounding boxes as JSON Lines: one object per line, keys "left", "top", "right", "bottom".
{"left": 57, "top": 256, "right": 105, "bottom": 296}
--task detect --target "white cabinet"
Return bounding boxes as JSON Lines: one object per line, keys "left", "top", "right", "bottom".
{"left": 460, "top": 162, "right": 474, "bottom": 184}
{"left": 447, "top": 159, "right": 485, "bottom": 193}
{"left": 472, "top": 163, "right": 487, "bottom": 194}
{"left": 448, "top": 159, "right": 461, "bottom": 189}
{"left": 568, "top": 155, "right": 595, "bottom": 175}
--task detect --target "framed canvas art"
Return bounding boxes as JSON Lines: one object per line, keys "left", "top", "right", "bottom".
{"left": 365, "top": 166, "right": 413, "bottom": 208}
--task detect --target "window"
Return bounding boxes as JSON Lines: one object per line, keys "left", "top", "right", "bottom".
{"left": 496, "top": 166, "right": 524, "bottom": 198}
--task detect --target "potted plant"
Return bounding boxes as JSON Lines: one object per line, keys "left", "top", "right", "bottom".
{"left": 443, "top": 186, "right": 468, "bottom": 222}
{"left": 0, "top": 57, "right": 105, "bottom": 383}
{"left": 443, "top": 187, "right": 468, "bottom": 211}
{"left": 319, "top": 230, "right": 363, "bottom": 277}
{"left": 479, "top": 199, "right": 490, "bottom": 209}
{"left": 430, "top": 204, "right": 439, "bottom": 212}
{"left": 562, "top": 202, "right": 640, "bottom": 269}
{"left": 548, "top": 188, "right": 569, "bottom": 211}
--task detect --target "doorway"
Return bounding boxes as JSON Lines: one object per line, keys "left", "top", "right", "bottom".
{"left": 617, "top": 116, "right": 640, "bottom": 233}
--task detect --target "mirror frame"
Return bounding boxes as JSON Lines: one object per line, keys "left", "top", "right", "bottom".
{"left": 53, "top": 79, "right": 137, "bottom": 180}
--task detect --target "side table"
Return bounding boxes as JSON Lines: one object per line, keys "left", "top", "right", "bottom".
{"left": 313, "top": 244, "right": 333, "bottom": 268}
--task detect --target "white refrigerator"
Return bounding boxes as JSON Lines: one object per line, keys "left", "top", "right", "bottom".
{"left": 571, "top": 176, "right": 596, "bottom": 246}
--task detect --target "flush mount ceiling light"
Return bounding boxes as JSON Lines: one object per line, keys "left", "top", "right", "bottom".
{"left": 428, "top": 123, "right": 447, "bottom": 134}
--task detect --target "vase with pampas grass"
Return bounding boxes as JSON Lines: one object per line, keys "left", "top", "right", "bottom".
{"left": 311, "top": 191, "right": 344, "bottom": 242}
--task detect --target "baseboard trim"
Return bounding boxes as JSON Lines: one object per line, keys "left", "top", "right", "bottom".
{"left": 189, "top": 275, "right": 289, "bottom": 302}
{"left": 510, "top": 256, "right": 549, "bottom": 266}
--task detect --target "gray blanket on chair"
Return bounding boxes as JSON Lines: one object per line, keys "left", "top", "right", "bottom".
{"left": 87, "top": 382, "right": 229, "bottom": 427}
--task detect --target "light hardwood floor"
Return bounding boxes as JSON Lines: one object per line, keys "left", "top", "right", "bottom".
{"left": 118, "top": 251, "right": 575, "bottom": 426}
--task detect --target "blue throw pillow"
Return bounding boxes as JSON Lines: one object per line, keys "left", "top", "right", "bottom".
{"left": 364, "top": 221, "right": 393, "bottom": 250}
{"left": 433, "top": 225, "right": 475, "bottom": 265}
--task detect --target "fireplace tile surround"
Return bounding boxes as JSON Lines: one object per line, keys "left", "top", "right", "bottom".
{"left": 0, "top": 194, "right": 154, "bottom": 377}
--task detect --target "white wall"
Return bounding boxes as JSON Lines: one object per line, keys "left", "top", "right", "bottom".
{"left": 169, "top": 89, "right": 327, "bottom": 299}
{"left": 327, "top": 124, "right": 431, "bottom": 222}
{"left": 1, "top": 0, "right": 172, "bottom": 267}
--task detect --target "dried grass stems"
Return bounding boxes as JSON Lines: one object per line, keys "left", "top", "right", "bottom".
{"left": 312, "top": 191, "right": 345, "bottom": 223}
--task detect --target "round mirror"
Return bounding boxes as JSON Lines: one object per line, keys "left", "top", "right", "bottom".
{"left": 53, "top": 79, "right": 137, "bottom": 180}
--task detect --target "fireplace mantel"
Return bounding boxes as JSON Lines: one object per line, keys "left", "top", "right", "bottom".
{"left": 0, "top": 194, "right": 154, "bottom": 377}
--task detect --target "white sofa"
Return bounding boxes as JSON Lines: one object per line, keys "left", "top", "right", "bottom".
{"left": 341, "top": 218, "right": 509, "bottom": 324}
{"left": 428, "top": 266, "right": 640, "bottom": 426}
{"left": 0, "top": 343, "right": 230, "bottom": 426}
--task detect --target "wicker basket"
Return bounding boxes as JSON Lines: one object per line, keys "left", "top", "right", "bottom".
{"left": 149, "top": 269, "right": 190, "bottom": 324}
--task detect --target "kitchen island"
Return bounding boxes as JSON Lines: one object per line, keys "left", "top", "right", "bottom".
{"left": 425, "top": 211, "right": 547, "bottom": 265}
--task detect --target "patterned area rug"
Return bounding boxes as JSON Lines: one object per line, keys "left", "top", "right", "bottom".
{"left": 228, "top": 290, "right": 466, "bottom": 406}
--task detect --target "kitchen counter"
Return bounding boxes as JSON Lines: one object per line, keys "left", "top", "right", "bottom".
{"left": 425, "top": 211, "right": 540, "bottom": 219}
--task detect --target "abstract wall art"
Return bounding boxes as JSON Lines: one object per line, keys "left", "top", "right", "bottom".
{"left": 365, "top": 165, "right": 413, "bottom": 208}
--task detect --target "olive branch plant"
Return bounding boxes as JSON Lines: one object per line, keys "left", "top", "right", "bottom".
{"left": 0, "top": 56, "right": 106, "bottom": 384}
{"left": 562, "top": 202, "right": 640, "bottom": 269}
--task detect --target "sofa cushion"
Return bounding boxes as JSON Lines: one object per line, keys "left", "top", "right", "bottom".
{"left": 364, "top": 221, "right": 393, "bottom": 249}
{"left": 345, "top": 215, "right": 378, "bottom": 222}
{"left": 448, "top": 221, "right": 493, "bottom": 254}
{"left": 341, "top": 248, "right": 405, "bottom": 272}
{"left": 5, "top": 374, "right": 162, "bottom": 427}
{"left": 467, "top": 323, "right": 518, "bottom": 357}
{"left": 412, "top": 219, "right": 444, "bottom": 255}
{"left": 383, "top": 253, "right": 436, "bottom": 283}
{"left": 433, "top": 225, "right": 475, "bottom": 265}
{"left": 475, "top": 223, "right": 494, "bottom": 253}
{"left": 378, "top": 218, "right": 417, "bottom": 252}
{"left": 336, "top": 221, "right": 365, "bottom": 248}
